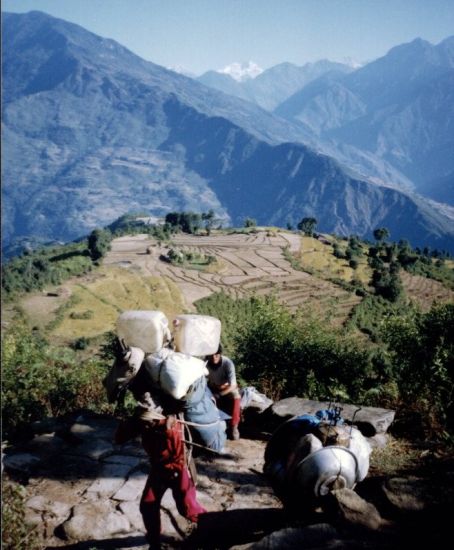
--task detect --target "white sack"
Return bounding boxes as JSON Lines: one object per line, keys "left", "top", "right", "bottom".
{"left": 143, "top": 351, "right": 209, "bottom": 400}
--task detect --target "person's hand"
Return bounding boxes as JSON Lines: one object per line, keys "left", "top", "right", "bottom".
{"left": 219, "top": 384, "right": 232, "bottom": 396}
{"left": 166, "top": 415, "right": 177, "bottom": 429}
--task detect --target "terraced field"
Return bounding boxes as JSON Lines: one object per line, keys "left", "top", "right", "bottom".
{"left": 103, "top": 231, "right": 362, "bottom": 325}
{"left": 401, "top": 270, "right": 454, "bottom": 310}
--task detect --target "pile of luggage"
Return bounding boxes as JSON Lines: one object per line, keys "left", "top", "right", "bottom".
{"left": 103, "top": 310, "right": 227, "bottom": 452}
{"left": 264, "top": 409, "right": 372, "bottom": 511}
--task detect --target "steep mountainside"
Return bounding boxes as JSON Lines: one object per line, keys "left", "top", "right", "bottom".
{"left": 275, "top": 37, "right": 454, "bottom": 205}
{"left": 2, "top": 11, "right": 454, "bottom": 252}
{"left": 198, "top": 60, "right": 353, "bottom": 111}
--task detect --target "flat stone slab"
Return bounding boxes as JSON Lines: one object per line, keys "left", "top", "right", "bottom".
{"left": 267, "top": 398, "right": 396, "bottom": 436}
{"left": 113, "top": 468, "right": 148, "bottom": 501}
{"left": 3, "top": 452, "right": 41, "bottom": 474}
{"left": 85, "top": 462, "right": 135, "bottom": 497}
{"left": 61, "top": 501, "right": 131, "bottom": 541}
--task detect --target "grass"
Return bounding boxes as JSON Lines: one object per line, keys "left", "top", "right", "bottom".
{"left": 369, "top": 436, "right": 422, "bottom": 476}
{"left": 30, "top": 266, "right": 187, "bottom": 343}
{"left": 298, "top": 236, "right": 371, "bottom": 285}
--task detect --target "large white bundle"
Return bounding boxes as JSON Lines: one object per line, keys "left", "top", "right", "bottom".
{"left": 172, "top": 314, "right": 221, "bottom": 356}
{"left": 117, "top": 310, "right": 170, "bottom": 354}
{"left": 348, "top": 426, "right": 372, "bottom": 482}
{"left": 143, "top": 350, "right": 209, "bottom": 400}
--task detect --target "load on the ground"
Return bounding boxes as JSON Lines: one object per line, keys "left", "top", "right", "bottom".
{"left": 264, "top": 409, "right": 371, "bottom": 511}
{"left": 104, "top": 310, "right": 227, "bottom": 452}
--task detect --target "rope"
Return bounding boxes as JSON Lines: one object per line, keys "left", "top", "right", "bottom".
{"left": 181, "top": 438, "right": 230, "bottom": 456}
{"left": 139, "top": 408, "right": 224, "bottom": 429}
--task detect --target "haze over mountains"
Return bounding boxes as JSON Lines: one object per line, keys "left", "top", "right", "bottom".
{"left": 198, "top": 60, "right": 354, "bottom": 111}
{"left": 2, "top": 11, "right": 454, "bottom": 255}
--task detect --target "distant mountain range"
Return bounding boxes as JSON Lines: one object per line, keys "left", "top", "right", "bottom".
{"left": 2, "top": 11, "right": 454, "bottom": 254}
{"left": 198, "top": 60, "right": 354, "bottom": 111}
{"left": 197, "top": 37, "right": 454, "bottom": 209}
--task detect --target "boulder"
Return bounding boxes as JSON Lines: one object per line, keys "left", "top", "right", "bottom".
{"left": 382, "top": 475, "right": 454, "bottom": 513}
{"left": 322, "top": 488, "right": 386, "bottom": 531}
{"left": 249, "top": 523, "right": 339, "bottom": 549}
{"left": 265, "top": 398, "right": 395, "bottom": 436}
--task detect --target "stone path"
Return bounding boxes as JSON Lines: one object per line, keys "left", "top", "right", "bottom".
{"left": 3, "top": 402, "right": 453, "bottom": 549}
{"left": 3, "top": 411, "right": 282, "bottom": 549}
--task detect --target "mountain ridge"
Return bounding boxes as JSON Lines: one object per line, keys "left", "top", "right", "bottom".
{"left": 2, "top": 10, "right": 454, "bottom": 253}
{"left": 274, "top": 35, "right": 454, "bottom": 204}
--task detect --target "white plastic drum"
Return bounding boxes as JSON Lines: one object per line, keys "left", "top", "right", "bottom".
{"left": 172, "top": 314, "right": 221, "bottom": 356}
{"left": 117, "top": 310, "right": 170, "bottom": 353}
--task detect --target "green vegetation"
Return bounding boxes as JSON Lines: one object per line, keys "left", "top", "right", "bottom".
{"left": 243, "top": 217, "right": 257, "bottom": 228}
{"left": 381, "top": 303, "right": 454, "bottom": 438}
{"left": 165, "top": 210, "right": 220, "bottom": 234}
{"left": 232, "top": 296, "right": 374, "bottom": 403}
{"left": 1, "top": 318, "right": 111, "bottom": 441}
{"left": 1, "top": 242, "right": 93, "bottom": 299}
{"left": 195, "top": 291, "right": 259, "bottom": 355}
{"left": 2, "top": 482, "right": 41, "bottom": 550}
{"left": 164, "top": 247, "right": 216, "bottom": 269}
{"left": 297, "top": 217, "right": 317, "bottom": 236}
{"left": 198, "top": 292, "right": 453, "bottom": 436}
{"left": 87, "top": 228, "right": 112, "bottom": 261}
{"left": 347, "top": 295, "right": 411, "bottom": 342}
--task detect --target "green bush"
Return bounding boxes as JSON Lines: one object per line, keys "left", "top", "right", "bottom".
{"left": 197, "top": 293, "right": 377, "bottom": 402}
{"left": 195, "top": 291, "right": 258, "bottom": 357}
{"left": 348, "top": 295, "right": 411, "bottom": 341}
{"left": 1, "top": 242, "right": 92, "bottom": 299}
{"left": 1, "top": 321, "right": 110, "bottom": 441}
{"left": 381, "top": 303, "right": 454, "bottom": 436}
{"left": 232, "top": 296, "right": 374, "bottom": 401}
{"left": 87, "top": 228, "right": 112, "bottom": 261}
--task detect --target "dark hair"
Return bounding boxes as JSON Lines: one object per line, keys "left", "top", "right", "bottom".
{"left": 217, "top": 343, "right": 223, "bottom": 354}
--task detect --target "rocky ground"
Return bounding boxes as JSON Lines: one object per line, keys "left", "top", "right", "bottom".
{"left": 3, "top": 399, "right": 453, "bottom": 549}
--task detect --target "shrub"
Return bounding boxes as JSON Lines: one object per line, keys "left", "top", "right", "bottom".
{"left": 1, "top": 242, "right": 92, "bottom": 299}
{"left": 1, "top": 321, "right": 110, "bottom": 441}
{"left": 381, "top": 303, "right": 454, "bottom": 437}
{"left": 244, "top": 217, "right": 257, "bottom": 228}
{"left": 231, "top": 296, "right": 374, "bottom": 402}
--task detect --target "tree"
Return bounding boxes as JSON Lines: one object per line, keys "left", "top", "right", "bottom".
{"left": 297, "top": 217, "right": 317, "bottom": 236}
{"left": 244, "top": 217, "right": 257, "bottom": 228}
{"left": 164, "top": 211, "right": 202, "bottom": 234}
{"left": 87, "top": 229, "right": 111, "bottom": 261}
{"left": 373, "top": 227, "right": 390, "bottom": 243}
{"left": 202, "top": 210, "right": 215, "bottom": 235}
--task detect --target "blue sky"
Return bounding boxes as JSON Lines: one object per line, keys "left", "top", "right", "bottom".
{"left": 3, "top": 0, "right": 454, "bottom": 74}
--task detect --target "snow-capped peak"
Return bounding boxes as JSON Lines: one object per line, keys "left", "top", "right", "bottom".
{"left": 341, "top": 57, "right": 363, "bottom": 69}
{"left": 218, "top": 61, "right": 263, "bottom": 81}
